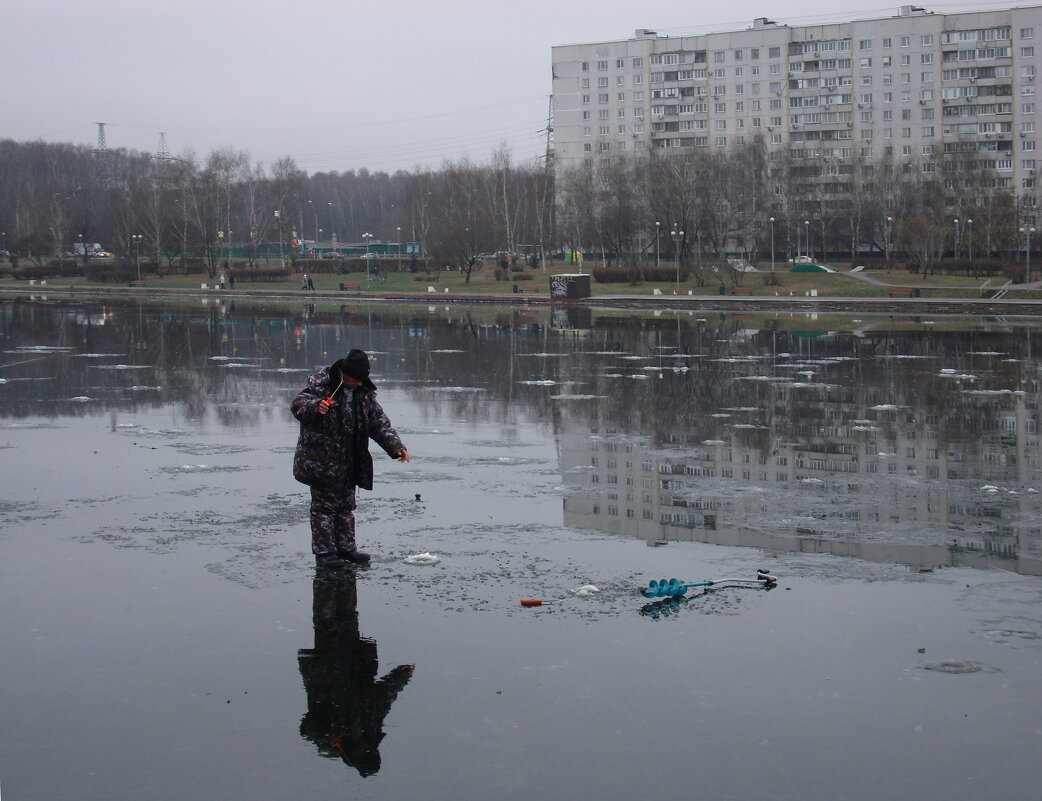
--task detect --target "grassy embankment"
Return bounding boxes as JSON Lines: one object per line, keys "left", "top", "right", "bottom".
{"left": 0, "top": 263, "right": 1029, "bottom": 299}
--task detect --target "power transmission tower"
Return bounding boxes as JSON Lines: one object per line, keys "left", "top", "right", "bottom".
{"left": 156, "top": 132, "right": 171, "bottom": 161}
{"left": 94, "top": 122, "right": 107, "bottom": 154}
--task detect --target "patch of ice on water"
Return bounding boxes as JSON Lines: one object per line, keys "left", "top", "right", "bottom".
{"left": 403, "top": 552, "right": 441, "bottom": 565}
{"left": 551, "top": 394, "right": 607, "bottom": 400}
{"left": 128, "top": 386, "right": 162, "bottom": 391}
{"left": 430, "top": 349, "right": 465, "bottom": 353}
{"left": 6, "top": 345, "right": 75, "bottom": 353}
{"left": 703, "top": 439, "right": 727, "bottom": 445}
{"left": 870, "top": 404, "right": 900, "bottom": 410}
{"left": 519, "top": 380, "right": 556, "bottom": 385}
{"left": 68, "top": 396, "right": 93, "bottom": 402}
{"left": 93, "top": 364, "right": 150, "bottom": 370}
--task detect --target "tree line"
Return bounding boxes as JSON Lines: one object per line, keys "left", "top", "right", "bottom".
{"left": 0, "top": 134, "right": 1036, "bottom": 283}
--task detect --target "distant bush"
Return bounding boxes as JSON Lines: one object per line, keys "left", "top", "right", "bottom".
{"left": 591, "top": 265, "right": 690, "bottom": 283}
{"left": 14, "top": 264, "right": 59, "bottom": 281}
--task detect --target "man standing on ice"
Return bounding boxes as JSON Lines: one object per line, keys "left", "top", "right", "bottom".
{"left": 292, "top": 349, "right": 410, "bottom": 567}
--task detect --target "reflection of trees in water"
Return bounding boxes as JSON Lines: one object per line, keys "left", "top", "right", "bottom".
{"left": 2, "top": 298, "right": 1040, "bottom": 455}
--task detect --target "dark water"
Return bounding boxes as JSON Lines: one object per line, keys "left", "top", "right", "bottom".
{"left": 1, "top": 295, "right": 1041, "bottom": 800}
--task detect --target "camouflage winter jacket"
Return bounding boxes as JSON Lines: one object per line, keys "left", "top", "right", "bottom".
{"left": 291, "top": 367, "right": 405, "bottom": 490}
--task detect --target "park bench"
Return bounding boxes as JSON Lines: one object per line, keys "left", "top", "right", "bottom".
{"left": 514, "top": 285, "right": 539, "bottom": 294}
{"left": 730, "top": 286, "right": 753, "bottom": 295}
{"left": 339, "top": 283, "right": 360, "bottom": 292}
{"left": 888, "top": 287, "right": 915, "bottom": 298}
{"left": 129, "top": 280, "right": 146, "bottom": 287}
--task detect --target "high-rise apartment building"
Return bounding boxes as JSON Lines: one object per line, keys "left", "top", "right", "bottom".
{"left": 551, "top": 4, "right": 1042, "bottom": 205}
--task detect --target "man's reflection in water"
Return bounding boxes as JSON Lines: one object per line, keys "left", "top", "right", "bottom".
{"left": 298, "top": 570, "right": 414, "bottom": 776}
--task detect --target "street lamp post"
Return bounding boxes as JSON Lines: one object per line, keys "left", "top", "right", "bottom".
{"left": 953, "top": 218, "right": 960, "bottom": 261}
{"left": 131, "top": 234, "right": 143, "bottom": 283}
{"left": 1021, "top": 226, "right": 1037, "bottom": 285}
{"left": 274, "top": 210, "right": 284, "bottom": 269}
{"left": 967, "top": 218, "right": 973, "bottom": 265}
{"left": 670, "top": 223, "right": 684, "bottom": 294}
{"left": 804, "top": 220, "right": 810, "bottom": 261}
{"left": 655, "top": 221, "right": 660, "bottom": 268}
{"left": 397, "top": 226, "right": 402, "bottom": 273}
{"left": 886, "top": 216, "right": 893, "bottom": 268}
{"left": 769, "top": 217, "right": 775, "bottom": 274}
{"left": 362, "top": 232, "right": 373, "bottom": 286}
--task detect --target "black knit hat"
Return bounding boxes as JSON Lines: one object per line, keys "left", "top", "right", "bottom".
{"left": 332, "top": 349, "right": 376, "bottom": 390}
{"left": 341, "top": 349, "right": 370, "bottom": 380}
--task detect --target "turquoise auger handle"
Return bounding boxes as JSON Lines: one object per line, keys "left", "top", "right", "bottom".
{"left": 641, "top": 578, "right": 711, "bottom": 598}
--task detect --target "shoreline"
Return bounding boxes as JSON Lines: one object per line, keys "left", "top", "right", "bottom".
{"left": 3, "top": 282, "right": 1042, "bottom": 316}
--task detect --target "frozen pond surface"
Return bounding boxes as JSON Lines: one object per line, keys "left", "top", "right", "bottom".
{"left": 2, "top": 295, "right": 1042, "bottom": 800}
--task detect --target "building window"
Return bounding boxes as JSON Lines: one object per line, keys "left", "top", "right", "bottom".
{"left": 633, "top": 57, "right": 644, "bottom": 67}
{"left": 859, "top": 39, "right": 872, "bottom": 49}
{"left": 597, "top": 60, "right": 608, "bottom": 70}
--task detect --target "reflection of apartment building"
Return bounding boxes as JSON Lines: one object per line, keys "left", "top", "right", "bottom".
{"left": 552, "top": 5, "right": 1042, "bottom": 208}
{"left": 560, "top": 378, "right": 1042, "bottom": 575}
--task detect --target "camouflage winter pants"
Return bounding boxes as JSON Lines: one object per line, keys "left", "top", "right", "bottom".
{"left": 309, "top": 485, "right": 359, "bottom": 555}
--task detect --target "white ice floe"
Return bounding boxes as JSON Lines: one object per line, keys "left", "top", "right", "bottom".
{"left": 68, "top": 396, "right": 92, "bottom": 402}
{"left": 703, "top": 439, "right": 727, "bottom": 445}
{"left": 520, "top": 380, "right": 556, "bottom": 386}
{"left": 870, "top": 404, "right": 899, "bottom": 411}
{"left": 571, "top": 585, "right": 600, "bottom": 597}
{"left": 403, "top": 552, "right": 441, "bottom": 565}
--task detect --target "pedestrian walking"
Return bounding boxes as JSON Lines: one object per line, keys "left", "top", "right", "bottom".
{"left": 291, "top": 349, "right": 410, "bottom": 567}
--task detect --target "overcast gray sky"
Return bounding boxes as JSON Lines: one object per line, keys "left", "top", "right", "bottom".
{"left": 2, "top": 0, "right": 1024, "bottom": 174}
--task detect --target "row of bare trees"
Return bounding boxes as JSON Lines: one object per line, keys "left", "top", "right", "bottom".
{"left": 0, "top": 139, "right": 555, "bottom": 282}
{"left": 556, "top": 135, "right": 1037, "bottom": 281}
{"left": 1, "top": 133, "right": 1037, "bottom": 282}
